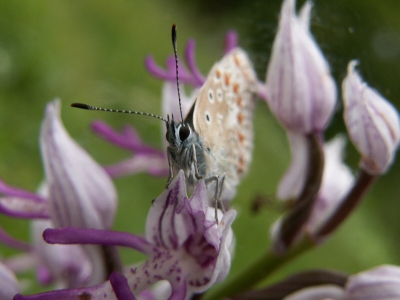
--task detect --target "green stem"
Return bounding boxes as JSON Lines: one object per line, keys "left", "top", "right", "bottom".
{"left": 203, "top": 238, "right": 313, "bottom": 300}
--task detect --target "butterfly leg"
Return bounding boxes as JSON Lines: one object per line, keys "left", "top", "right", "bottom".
{"left": 192, "top": 144, "right": 203, "bottom": 180}
{"left": 166, "top": 148, "right": 174, "bottom": 188}
{"left": 205, "top": 173, "right": 225, "bottom": 223}
{"left": 218, "top": 173, "right": 226, "bottom": 213}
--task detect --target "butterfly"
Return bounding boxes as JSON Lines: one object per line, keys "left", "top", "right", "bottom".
{"left": 72, "top": 25, "right": 258, "bottom": 218}
{"left": 165, "top": 47, "right": 258, "bottom": 212}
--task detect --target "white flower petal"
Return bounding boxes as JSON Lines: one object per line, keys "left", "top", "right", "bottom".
{"left": 0, "top": 261, "right": 20, "bottom": 300}
{"left": 277, "top": 131, "right": 309, "bottom": 200}
{"left": 40, "top": 100, "right": 117, "bottom": 229}
{"left": 307, "top": 136, "right": 354, "bottom": 234}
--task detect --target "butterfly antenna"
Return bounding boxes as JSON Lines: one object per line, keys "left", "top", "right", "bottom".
{"left": 171, "top": 24, "right": 184, "bottom": 124}
{"left": 71, "top": 103, "right": 167, "bottom": 123}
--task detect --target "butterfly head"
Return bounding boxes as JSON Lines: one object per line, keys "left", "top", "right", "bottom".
{"left": 165, "top": 115, "right": 193, "bottom": 148}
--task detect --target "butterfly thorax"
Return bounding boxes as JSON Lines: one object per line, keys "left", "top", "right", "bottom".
{"left": 165, "top": 116, "right": 208, "bottom": 187}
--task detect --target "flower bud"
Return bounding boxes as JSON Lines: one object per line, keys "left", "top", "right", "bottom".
{"left": 346, "top": 265, "right": 400, "bottom": 299}
{"left": 40, "top": 100, "right": 117, "bottom": 229}
{"left": 342, "top": 61, "right": 400, "bottom": 174}
{"left": 265, "top": 0, "right": 336, "bottom": 133}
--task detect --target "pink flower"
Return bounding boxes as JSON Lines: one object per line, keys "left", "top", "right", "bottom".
{"left": 0, "top": 100, "right": 117, "bottom": 287}
{"left": 16, "top": 171, "right": 236, "bottom": 300}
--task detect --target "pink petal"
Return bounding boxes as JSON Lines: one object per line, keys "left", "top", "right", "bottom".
{"left": 342, "top": 61, "right": 400, "bottom": 174}
{"left": 40, "top": 100, "right": 117, "bottom": 230}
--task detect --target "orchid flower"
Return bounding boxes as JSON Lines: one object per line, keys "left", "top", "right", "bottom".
{"left": 0, "top": 100, "right": 117, "bottom": 287}
{"left": 15, "top": 170, "right": 236, "bottom": 300}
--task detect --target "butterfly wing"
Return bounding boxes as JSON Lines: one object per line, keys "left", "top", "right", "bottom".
{"left": 191, "top": 48, "right": 258, "bottom": 198}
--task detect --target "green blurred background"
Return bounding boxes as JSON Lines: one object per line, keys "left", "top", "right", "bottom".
{"left": 0, "top": 0, "right": 399, "bottom": 294}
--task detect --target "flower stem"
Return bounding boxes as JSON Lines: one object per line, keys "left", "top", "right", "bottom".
{"left": 203, "top": 238, "right": 313, "bottom": 300}
{"left": 279, "top": 133, "right": 324, "bottom": 249}
{"left": 315, "top": 169, "right": 376, "bottom": 239}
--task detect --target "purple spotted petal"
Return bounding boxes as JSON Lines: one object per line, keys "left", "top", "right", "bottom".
{"left": 146, "top": 171, "right": 236, "bottom": 293}
{"left": 146, "top": 171, "right": 188, "bottom": 249}
{"left": 265, "top": 0, "right": 336, "bottom": 133}
{"left": 168, "top": 280, "right": 187, "bottom": 300}
{"left": 0, "top": 262, "right": 20, "bottom": 299}
{"left": 21, "top": 172, "right": 236, "bottom": 299}
{"left": 40, "top": 100, "right": 117, "bottom": 230}
{"left": 342, "top": 61, "right": 400, "bottom": 174}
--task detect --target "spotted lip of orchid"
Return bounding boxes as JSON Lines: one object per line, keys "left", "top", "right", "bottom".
{"left": 342, "top": 61, "right": 400, "bottom": 175}
{"left": 143, "top": 170, "right": 236, "bottom": 296}
{"left": 265, "top": 0, "right": 336, "bottom": 133}
{"left": 22, "top": 170, "right": 236, "bottom": 300}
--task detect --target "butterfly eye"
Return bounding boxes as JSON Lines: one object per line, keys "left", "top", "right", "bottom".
{"left": 179, "top": 124, "right": 190, "bottom": 142}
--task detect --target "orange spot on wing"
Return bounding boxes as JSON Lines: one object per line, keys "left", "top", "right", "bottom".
{"left": 234, "top": 55, "right": 241, "bottom": 66}
{"left": 238, "top": 132, "right": 245, "bottom": 143}
{"left": 216, "top": 70, "right": 221, "bottom": 79}
{"left": 237, "top": 96, "right": 242, "bottom": 107}
{"left": 233, "top": 83, "right": 239, "bottom": 94}
{"left": 224, "top": 73, "right": 230, "bottom": 86}
{"left": 237, "top": 113, "right": 244, "bottom": 124}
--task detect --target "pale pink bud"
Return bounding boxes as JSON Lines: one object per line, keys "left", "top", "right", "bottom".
{"left": 346, "top": 265, "right": 400, "bottom": 299}
{"left": 342, "top": 61, "right": 400, "bottom": 174}
{"left": 265, "top": 0, "right": 336, "bottom": 133}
